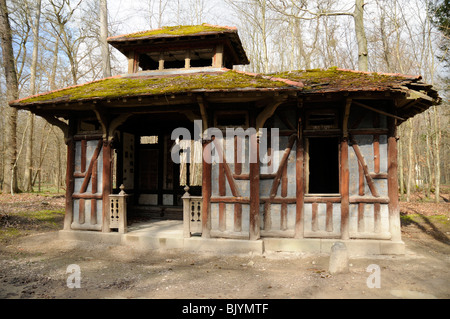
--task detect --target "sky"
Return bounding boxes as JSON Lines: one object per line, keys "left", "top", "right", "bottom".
{"left": 106, "top": 0, "right": 236, "bottom": 36}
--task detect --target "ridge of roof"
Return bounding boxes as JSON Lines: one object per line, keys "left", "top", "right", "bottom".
{"left": 107, "top": 23, "right": 237, "bottom": 42}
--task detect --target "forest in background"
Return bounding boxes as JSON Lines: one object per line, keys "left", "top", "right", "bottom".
{"left": 0, "top": 0, "right": 448, "bottom": 203}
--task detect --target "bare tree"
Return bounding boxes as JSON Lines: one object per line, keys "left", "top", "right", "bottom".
{"left": 100, "top": 0, "right": 111, "bottom": 78}
{"left": 269, "top": 0, "right": 369, "bottom": 71}
{"left": 0, "top": 0, "right": 19, "bottom": 193}
{"left": 23, "top": 0, "right": 42, "bottom": 192}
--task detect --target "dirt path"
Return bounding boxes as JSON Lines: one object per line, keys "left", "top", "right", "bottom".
{"left": 0, "top": 193, "right": 449, "bottom": 300}
{"left": 0, "top": 224, "right": 448, "bottom": 300}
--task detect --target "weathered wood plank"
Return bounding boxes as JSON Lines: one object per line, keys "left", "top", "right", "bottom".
{"left": 373, "top": 135, "right": 380, "bottom": 174}
{"left": 218, "top": 160, "right": 226, "bottom": 232}
{"left": 202, "top": 141, "right": 212, "bottom": 238}
{"left": 326, "top": 202, "right": 333, "bottom": 232}
{"left": 304, "top": 196, "right": 341, "bottom": 203}
{"left": 210, "top": 196, "right": 250, "bottom": 203}
{"left": 72, "top": 193, "right": 103, "bottom": 199}
{"left": 249, "top": 131, "right": 260, "bottom": 240}
{"left": 311, "top": 202, "right": 319, "bottom": 232}
{"left": 91, "top": 199, "right": 97, "bottom": 225}
{"left": 295, "top": 134, "right": 304, "bottom": 239}
{"left": 340, "top": 138, "right": 350, "bottom": 239}
{"left": 101, "top": 142, "right": 112, "bottom": 232}
{"left": 349, "top": 196, "right": 389, "bottom": 203}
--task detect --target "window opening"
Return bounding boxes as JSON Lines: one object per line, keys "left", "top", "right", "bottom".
{"left": 307, "top": 137, "right": 339, "bottom": 194}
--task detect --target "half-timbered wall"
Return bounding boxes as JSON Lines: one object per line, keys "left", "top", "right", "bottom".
{"left": 209, "top": 135, "right": 251, "bottom": 238}
{"left": 71, "top": 138, "right": 105, "bottom": 231}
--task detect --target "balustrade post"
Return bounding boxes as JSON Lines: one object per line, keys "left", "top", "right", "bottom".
{"left": 109, "top": 184, "right": 128, "bottom": 233}
{"left": 182, "top": 186, "right": 191, "bottom": 238}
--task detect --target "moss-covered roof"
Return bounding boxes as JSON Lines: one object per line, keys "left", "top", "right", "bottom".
{"left": 11, "top": 68, "right": 439, "bottom": 119}
{"left": 107, "top": 24, "right": 235, "bottom": 41}
{"left": 12, "top": 70, "right": 289, "bottom": 105}
{"left": 273, "top": 67, "right": 420, "bottom": 93}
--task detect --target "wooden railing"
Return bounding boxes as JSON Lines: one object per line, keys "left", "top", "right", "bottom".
{"left": 182, "top": 186, "right": 203, "bottom": 237}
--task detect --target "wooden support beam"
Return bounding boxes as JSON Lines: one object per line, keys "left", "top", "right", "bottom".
{"left": 255, "top": 96, "right": 287, "bottom": 131}
{"left": 93, "top": 107, "right": 109, "bottom": 141}
{"left": 269, "top": 134, "right": 296, "bottom": 198}
{"left": 350, "top": 137, "right": 380, "bottom": 197}
{"left": 213, "top": 43, "right": 224, "bottom": 68}
{"left": 79, "top": 140, "right": 103, "bottom": 194}
{"left": 249, "top": 131, "right": 260, "bottom": 240}
{"left": 326, "top": 202, "right": 333, "bottom": 232}
{"left": 343, "top": 98, "right": 351, "bottom": 138}
{"left": 101, "top": 141, "right": 112, "bottom": 232}
{"left": 340, "top": 137, "right": 350, "bottom": 239}
{"left": 352, "top": 100, "right": 405, "bottom": 121}
{"left": 127, "top": 51, "right": 135, "bottom": 74}
{"left": 38, "top": 115, "right": 70, "bottom": 143}
{"left": 108, "top": 113, "right": 132, "bottom": 141}
{"left": 202, "top": 141, "right": 212, "bottom": 238}
{"left": 197, "top": 95, "right": 208, "bottom": 131}
{"left": 387, "top": 116, "right": 401, "bottom": 241}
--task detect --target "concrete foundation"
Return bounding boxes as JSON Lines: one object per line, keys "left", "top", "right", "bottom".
{"left": 59, "top": 220, "right": 405, "bottom": 256}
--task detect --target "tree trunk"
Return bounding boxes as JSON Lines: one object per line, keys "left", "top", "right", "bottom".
{"left": 398, "top": 125, "right": 404, "bottom": 196}
{"left": 433, "top": 106, "right": 441, "bottom": 203}
{"left": 406, "top": 119, "right": 413, "bottom": 202}
{"left": 0, "top": 0, "right": 19, "bottom": 194}
{"left": 354, "top": 0, "right": 368, "bottom": 71}
{"left": 99, "top": 0, "right": 111, "bottom": 78}
{"left": 23, "top": 0, "right": 42, "bottom": 192}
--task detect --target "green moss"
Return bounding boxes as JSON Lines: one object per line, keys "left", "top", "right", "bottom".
{"left": 19, "top": 71, "right": 287, "bottom": 104}
{"left": 0, "top": 209, "right": 65, "bottom": 243}
{"left": 124, "top": 24, "right": 230, "bottom": 38}
{"left": 273, "top": 67, "right": 406, "bottom": 91}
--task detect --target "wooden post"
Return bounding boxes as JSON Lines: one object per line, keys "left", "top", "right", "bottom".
{"left": 185, "top": 50, "right": 191, "bottom": 69}
{"left": 213, "top": 43, "right": 224, "bottom": 68}
{"left": 63, "top": 121, "right": 75, "bottom": 231}
{"left": 387, "top": 116, "right": 401, "bottom": 241}
{"left": 182, "top": 186, "right": 191, "bottom": 238}
{"left": 340, "top": 99, "right": 351, "bottom": 239}
{"left": 295, "top": 135, "right": 304, "bottom": 238}
{"left": 102, "top": 140, "right": 112, "bottom": 232}
{"left": 249, "top": 131, "right": 260, "bottom": 240}
{"left": 127, "top": 51, "right": 135, "bottom": 74}
{"left": 340, "top": 137, "right": 350, "bottom": 239}
{"left": 201, "top": 140, "right": 211, "bottom": 238}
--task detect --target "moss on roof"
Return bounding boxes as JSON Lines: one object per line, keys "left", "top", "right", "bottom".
{"left": 117, "top": 24, "right": 231, "bottom": 39}
{"left": 16, "top": 71, "right": 287, "bottom": 105}
{"left": 13, "top": 67, "right": 428, "bottom": 106}
{"left": 273, "top": 67, "right": 412, "bottom": 92}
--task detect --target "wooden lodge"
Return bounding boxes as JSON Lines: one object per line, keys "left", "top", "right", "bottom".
{"left": 10, "top": 24, "right": 440, "bottom": 254}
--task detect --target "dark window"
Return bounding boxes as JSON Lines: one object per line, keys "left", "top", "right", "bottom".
{"left": 308, "top": 137, "right": 339, "bottom": 194}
